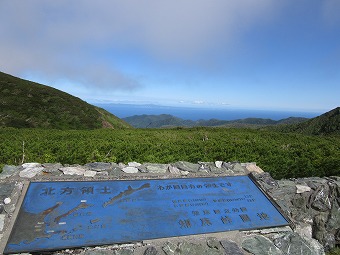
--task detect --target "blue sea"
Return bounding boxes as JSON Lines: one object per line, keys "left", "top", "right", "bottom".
{"left": 95, "top": 103, "right": 322, "bottom": 121}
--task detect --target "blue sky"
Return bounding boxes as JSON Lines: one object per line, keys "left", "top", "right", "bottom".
{"left": 0, "top": 0, "right": 339, "bottom": 112}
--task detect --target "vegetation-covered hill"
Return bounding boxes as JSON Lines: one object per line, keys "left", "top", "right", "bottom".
{"left": 123, "top": 114, "right": 308, "bottom": 128}
{"left": 0, "top": 71, "right": 131, "bottom": 129}
{"left": 275, "top": 107, "right": 340, "bottom": 135}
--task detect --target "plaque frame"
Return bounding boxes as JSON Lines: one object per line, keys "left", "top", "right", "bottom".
{"left": 2, "top": 175, "right": 291, "bottom": 254}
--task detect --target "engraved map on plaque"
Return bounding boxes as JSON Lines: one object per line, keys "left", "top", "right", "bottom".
{"left": 4, "top": 176, "right": 289, "bottom": 254}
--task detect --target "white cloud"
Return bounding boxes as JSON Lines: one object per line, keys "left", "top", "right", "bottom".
{"left": 0, "top": 0, "right": 277, "bottom": 91}
{"left": 193, "top": 100, "right": 205, "bottom": 105}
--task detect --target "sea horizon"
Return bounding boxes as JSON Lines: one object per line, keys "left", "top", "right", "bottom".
{"left": 94, "top": 103, "right": 322, "bottom": 121}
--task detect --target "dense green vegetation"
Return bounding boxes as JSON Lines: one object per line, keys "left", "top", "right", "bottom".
{"left": 274, "top": 107, "right": 340, "bottom": 135}
{"left": 0, "top": 71, "right": 131, "bottom": 129}
{"left": 327, "top": 248, "right": 340, "bottom": 255}
{"left": 1, "top": 127, "right": 339, "bottom": 179}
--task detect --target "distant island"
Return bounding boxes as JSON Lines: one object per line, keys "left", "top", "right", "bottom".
{"left": 123, "top": 108, "right": 340, "bottom": 135}
{"left": 123, "top": 114, "right": 308, "bottom": 128}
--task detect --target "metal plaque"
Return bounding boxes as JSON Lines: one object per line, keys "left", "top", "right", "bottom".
{"left": 4, "top": 176, "right": 289, "bottom": 254}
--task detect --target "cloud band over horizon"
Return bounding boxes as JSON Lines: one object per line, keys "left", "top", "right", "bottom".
{"left": 0, "top": 0, "right": 339, "bottom": 111}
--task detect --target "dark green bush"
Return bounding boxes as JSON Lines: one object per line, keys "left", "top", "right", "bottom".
{"left": 0, "top": 127, "right": 339, "bottom": 179}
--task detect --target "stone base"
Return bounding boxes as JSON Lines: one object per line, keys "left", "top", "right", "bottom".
{"left": 0, "top": 161, "right": 337, "bottom": 255}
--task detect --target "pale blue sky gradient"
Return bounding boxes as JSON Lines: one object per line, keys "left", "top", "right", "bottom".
{"left": 0, "top": 0, "right": 339, "bottom": 112}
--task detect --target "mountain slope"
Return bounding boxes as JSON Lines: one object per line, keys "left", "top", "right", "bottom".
{"left": 276, "top": 107, "right": 340, "bottom": 135}
{"left": 0, "top": 71, "right": 131, "bottom": 129}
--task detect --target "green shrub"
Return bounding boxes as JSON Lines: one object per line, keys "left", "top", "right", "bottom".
{"left": 0, "top": 127, "right": 339, "bottom": 179}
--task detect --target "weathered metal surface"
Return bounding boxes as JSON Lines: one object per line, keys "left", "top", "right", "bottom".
{"left": 4, "top": 176, "right": 289, "bottom": 253}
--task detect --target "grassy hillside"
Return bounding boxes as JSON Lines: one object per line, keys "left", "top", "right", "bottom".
{"left": 275, "top": 107, "right": 340, "bottom": 135}
{"left": 0, "top": 71, "right": 131, "bottom": 129}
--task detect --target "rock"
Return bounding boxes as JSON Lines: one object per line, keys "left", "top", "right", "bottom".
{"left": 0, "top": 214, "right": 5, "bottom": 231}
{"left": 296, "top": 184, "right": 311, "bottom": 194}
{"left": 313, "top": 214, "right": 327, "bottom": 239}
{"left": 22, "top": 162, "right": 41, "bottom": 168}
{"left": 85, "top": 162, "right": 113, "bottom": 171}
{"left": 109, "top": 166, "right": 124, "bottom": 176}
{"left": 220, "top": 240, "right": 244, "bottom": 255}
{"left": 173, "top": 161, "right": 200, "bottom": 173}
{"left": 329, "top": 181, "right": 340, "bottom": 204}
{"left": 3, "top": 197, "right": 11, "bottom": 204}
{"left": 310, "top": 185, "right": 331, "bottom": 211}
{"left": 335, "top": 229, "right": 340, "bottom": 243}
{"left": 59, "top": 166, "right": 86, "bottom": 176}
{"left": 291, "top": 194, "right": 308, "bottom": 215}
{"left": 169, "top": 165, "right": 181, "bottom": 175}
{"left": 231, "top": 163, "right": 247, "bottom": 174}
{"left": 210, "top": 167, "right": 226, "bottom": 174}
{"left": 180, "top": 171, "right": 190, "bottom": 176}
{"left": 244, "top": 163, "right": 264, "bottom": 174}
{"left": 303, "top": 236, "right": 326, "bottom": 255}
{"left": 84, "top": 248, "right": 134, "bottom": 255}
{"left": 269, "top": 179, "right": 297, "bottom": 216}
{"left": 0, "top": 203, "right": 4, "bottom": 213}
{"left": 255, "top": 172, "right": 279, "bottom": 190}
{"left": 295, "top": 224, "right": 313, "bottom": 239}
{"left": 19, "top": 167, "right": 44, "bottom": 178}
{"left": 42, "top": 163, "right": 63, "bottom": 173}
{"left": 323, "top": 234, "right": 336, "bottom": 251}
{"left": 114, "top": 249, "right": 134, "bottom": 255}
{"left": 274, "top": 232, "right": 324, "bottom": 255}
{"left": 128, "top": 162, "right": 141, "bottom": 167}
{"left": 122, "top": 166, "right": 139, "bottom": 174}
{"left": 84, "top": 170, "right": 97, "bottom": 177}
{"left": 137, "top": 165, "right": 148, "bottom": 173}
{"left": 242, "top": 235, "right": 283, "bottom": 255}
{"left": 96, "top": 171, "right": 109, "bottom": 176}
{"left": 162, "top": 242, "right": 178, "bottom": 255}
{"left": 169, "top": 166, "right": 190, "bottom": 176}
{"left": 215, "top": 161, "right": 223, "bottom": 168}
{"left": 0, "top": 165, "right": 19, "bottom": 179}
{"left": 292, "top": 191, "right": 308, "bottom": 206}
{"left": 222, "top": 162, "right": 233, "bottom": 170}
{"left": 85, "top": 250, "right": 117, "bottom": 255}
{"left": 198, "top": 162, "right": 226, "bottom": 174}
{"left": 4, "top": 204, "right": 16, "bottom": 214}
{"left": 305, "top": 178, "right": 328, "bottom": 190}
{"left": 198, "top": 162, "right": 212, "bottom": 172}
{"left": 144, "top": 246, "right": 159, "bottom": 255}
{"left": 145, "top": 163, "right": 168, "bottom": 174}
{"left": 0, "top": 183, "right": 15, "bottom": 202}
{"left": 162, "top": 241, "right": 222, "bottom": 255}
{"left": 247, "top": 226, "right": 292, "bottom": 235}
{"left": 186, "top": 242, "right": 221, "bottom": 255}
{"left": 326, "top": 200, "right": 340, "bottom": 231}
{"left": 207, "top": 237, "right": 223, "bottom": 250}
{"left": 118, "top": 163, "right": 126, "bottom": 168}
{"left": 84, "top": 250, "right": 113, "bottom": 255}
